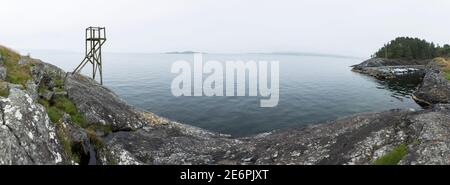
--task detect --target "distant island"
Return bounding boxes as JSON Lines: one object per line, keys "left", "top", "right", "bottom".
{"left": 352, "top": 37, "right": 450, "bottom": 80}
{"left": 372, "top": 37, "right": 450, "bottom": 59}
{"left": 164, "top": 51, "right": 200, "bottom": 54}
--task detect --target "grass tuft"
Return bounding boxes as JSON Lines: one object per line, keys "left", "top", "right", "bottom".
{"left": 86, "top": 128, "right": 104, "bottom": 150}
{"left": 373, "top": 144, "right": 407, "bottom": 165}
{"left": 39, "top": 96, "right": 87, "bottom": 127}
{"left": 47, "top": 106, "right": 63, "bottom": 123}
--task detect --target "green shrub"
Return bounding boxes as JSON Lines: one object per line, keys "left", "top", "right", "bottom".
{"left": 47, "top": 106, "right": 63, "bottom": 123}
{"left": 71, "top": 113, "right": 87, "bottom": 128}
{"left": 53, "top": 96, "right": 77, "bottom": 114}
{"left": 53, "top": 96, "right": 87, "bottom": 127}
{"left": 38, "top": 98, "right": 50, "bottom": 108}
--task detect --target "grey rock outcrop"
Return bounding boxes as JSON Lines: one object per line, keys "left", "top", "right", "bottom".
{"left": 0, "top": 54, "right": 6, "bottom": 81}
{"left": 97, "top": 119, "right": 238, "bottom": 165}
{"left": 64, "top": 74, "right": 146, "bottom": 131}
{"left": 413, "top": 60, "right": 450, "bottom": 105}
{"left": 236, "top": 106, "right": 450, "bottom": 165}
{"left": 95, "top": 105, "right": 450, "bottom": 165}
{"left": 26, "top": 79, "right": 39, "bottom": 101}
{"left": 0, "top": 66, "right": 6, "bottom": 81}
{"left": 30, "top": 60, "right": 66, "bottom": 87}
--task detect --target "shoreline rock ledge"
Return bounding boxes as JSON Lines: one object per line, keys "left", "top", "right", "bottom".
{"left": 1, "top": 54, "right": 450, "bottom": 164}
{"left": 351, "top": 58, "right": 429, "bottom": 79}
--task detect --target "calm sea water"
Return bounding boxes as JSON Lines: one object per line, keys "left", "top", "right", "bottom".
{"left": 24, "top": 50, "right": 422, "bottom": 136}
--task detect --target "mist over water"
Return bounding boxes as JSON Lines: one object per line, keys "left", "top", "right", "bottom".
{"left": 26, "top": 50, "right": 422, "bottom": 136}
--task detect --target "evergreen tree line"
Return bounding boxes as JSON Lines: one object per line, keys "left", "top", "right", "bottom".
{"left": 373, "top": 37, "right": 450, "bottom": 59}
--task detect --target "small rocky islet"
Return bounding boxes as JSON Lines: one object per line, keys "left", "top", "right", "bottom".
{"left": 1, "top": 39, "right": 450, "bottom": 165}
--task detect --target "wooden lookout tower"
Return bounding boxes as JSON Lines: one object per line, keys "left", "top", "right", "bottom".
{"left": 73, "top": 27, "right": 106, "bottom": 84}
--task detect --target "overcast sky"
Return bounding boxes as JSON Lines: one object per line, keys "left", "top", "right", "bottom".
{"left": 0, "top": 0, "right": 449, "bottom": 57}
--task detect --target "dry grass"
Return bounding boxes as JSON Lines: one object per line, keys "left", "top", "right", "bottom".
{"left": 0, "top": 45, "right": 33, "bottom": 86}
{"left": 141, "top": 111, "right": 167, "bottom": 125}
{"left": 434, "top": 57, "right": 450, "bottom": 80}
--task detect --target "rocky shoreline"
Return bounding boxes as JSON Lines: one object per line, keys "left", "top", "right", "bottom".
{"left": 353, "top": 57, "right": 450, "bottom": 106}
{"left": 351, "top": 58, "right": 429, "bottom": 79}
{"left": 1, "top": 48, "right": 450, "bottom": 164}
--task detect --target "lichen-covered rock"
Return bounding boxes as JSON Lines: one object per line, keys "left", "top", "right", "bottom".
{"left": 64, "top": 74, "right": 146, "bottom": 131}
{"left": 400, "top": 104, "right": 450, "bottom": 164}
{"left": 0, "top": 88, "right": 66, "bottom": 164}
